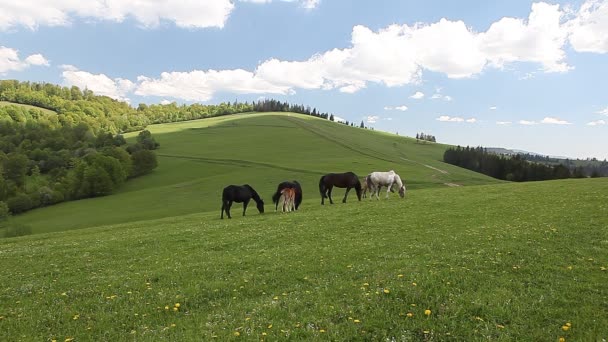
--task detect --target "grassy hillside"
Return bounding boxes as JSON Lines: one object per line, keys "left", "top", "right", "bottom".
{"left": 9, "top": 113, "right": 498, "bottom": 235}
{"left": 1, "top": 178, "right": 606, "bottom": 340}
{"left": 0, "top": 100, "right": 57, "bottom": 115}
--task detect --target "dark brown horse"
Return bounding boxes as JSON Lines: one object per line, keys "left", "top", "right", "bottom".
{"left": 319, "top": 172, "right": 362, "bottom": 204}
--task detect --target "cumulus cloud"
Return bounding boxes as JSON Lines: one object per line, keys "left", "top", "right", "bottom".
{"left": 541, "top": 116, "right": 571, "bottom": 124}
{"left": 0, "top": 0, "right": 235, "bottom": 31}
{"left": 366, "top": 115, "right": 379, "bottom": 123}
{"left": 410, "top": 91, "right": 425, "bottom": 99}
{"left": 567, "top": 0, "right": 608, "bottom": 53}
{"left": 333, "top": 115, "right": 346, "bottom": 123}
{"left": 61, "top": 65, "right": 134, "bottom": 102}
{"left": 496, "top": 121, "right": 512, "bottom": 125}
{"left": 587, "top": 119, "right": 606, "bottom": 126}
{"left": 597, "top": 107, "right": 608, "bottom": 115}
{"left": 437, "top": 115, "right": 464, "bottom": 122}
{"left": 160, "top": 99, "right": 172, "bottom": 105}
{"left": 490, "top": 106, "right": 498, "bottom": 110}
{"left": 466, "top": 118, "right": 477, "bottom": 123}
{"left": 240, "top": 0, "right": 320, "bottom": 8}
{"left": 0, "top": 46, "right": 50, "bottom": 74}
{"left": 519, "top": 120, "right": 538, "bottom": 125}
{"left": 384, "top": 105, "right": 408, "bottom": 111}
{"left": 135, "top": 69, "right": 293, "bottom": 101}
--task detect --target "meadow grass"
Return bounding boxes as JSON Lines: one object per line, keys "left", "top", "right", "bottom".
{"left": 9, "top": 113, "right": 498, "bottom": 235}
{"left": 1, "top": 178, "right": 606, "bottom": 340}
{"left": 0, "top": 101, "right": 57, "bottom": 115}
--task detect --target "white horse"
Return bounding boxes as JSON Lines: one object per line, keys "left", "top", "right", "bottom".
{"left": 366, "top": 170, "right": 406, "bottom": 199}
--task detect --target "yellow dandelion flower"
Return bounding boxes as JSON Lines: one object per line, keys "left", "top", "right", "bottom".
{"left": 61, "top": 292, "right": 67, "bottom": 296}
{"left": 174, "top": 303, "right": 180, "bottom": 308}
{"left": 171, "top": 323, "right": 176, "bottom": 328}
{"left": 562, "top": 325, "right": 570, "bottom": 331}
{"left": 497, "top": 324, "right": 505, "bottom": 329}
{"left": 234, "top": 331, "right": 240, "bottom": 336}
{"left": 398, "top": 274, "right": 404, "bottom": 278}
{"left": 245, "top": 317, "right": 251, "bottom": 321}
{"left": 411, "top": 303, "right": 417, "bottom": 307}
{"left": 566, "top": 322, "right": 571, "bottom": 327}
{"left": 559, "top": 337, "right": 565, "bottom": 342}
{"left": 567, "top": 266, "right": 573, "bottom": 270}
{"left": 72, "top": 314, "right": 79, "bottom": 320}
{"left": 383, "top": 289, "right": 390, "bottom": 294}
{"left": 354, "top": 319, "right": 361, "bottom": 323}
{"left": 424, "top": 309, "right": 431, "bottom": 316}
{"left": 165, "top": 306, "right": 169, "bottom": 310}
{"left": 412, "top": 282, "right": 417, "bottom": 286}
{"left": 363, "top": 282, "right": 369, "bottom": 286}
{"left": 173, "top": 307, "right": 178, "bottom": 312}
{"left": 319, "top": 329, "right": 326, "bottom": 333}
{"left": 273, "top": 296, "right": 279, "bottom": 300}
{"left": 406, "top": 312, "right": 413, "bottom": 318}
{"left": 268, "top": 324, "right": 273, "bottom": 329}
{"left": 262, "top": 332, "right": 267, "bottom": 336}
{"left": 65, "top": 338, "right": 74, "bottom": 342}
{"left": 423, "top": 330, "right": 430, "bottom": 334}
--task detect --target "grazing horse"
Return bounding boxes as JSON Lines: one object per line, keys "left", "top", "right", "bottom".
{"left": 319, "top": 172, "right": 362, "bottom": 205}
{"left": 366, "top": 170, "right": 406, "bottom": 200}
{"left": 271, "top": 181, "right": 303, "bottom": 211}
{"left": 280, "top": 188, "right": 296, "bottom": 212}
{"left": 221, "top": 184, "right": 264, "bottom": 219}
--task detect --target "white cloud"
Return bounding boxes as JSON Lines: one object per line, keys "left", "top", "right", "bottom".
{"left": 496, "top": 121, "right": 512, "bottom": 125}
{"left": 541, "top": 116, "right": 571, "bottom": 124}
{"left": 596, "top": 107, "right": 608, "bottom": 115}
{"left": 61, "top": 65, "right": 134, "bottom": 102}
{"left": 386, "top": 117, "right": 393, "bottom": 121}
{"left": 240, "top": 0, "right": 320, "bottom": 8}
{"left": 567, "top": 0, "right": 608, "bottom": 53}
{"left": 366, "top": 115, "right": 379, "bottom": 123}
{"left": 519, "top": 72, "right": 536, "bottom": 80}
{"left": 333, "top": 115, "right": 346, "bottom": 123}
{"left": 466, "top": 118, "right": 478, "bottom": 123}
{"left": 490, "top": 106, "right": 498, "bottom": 110}
{"left": 431, "top": 93, "right": 452, "bottom": 101}
{"left": 410, "top": 91, "right": 425, "bottom": 99}
{"left": 587, "top": 119, "right": 606, "bottom": 126}
{"left": 479, "top": 2, "right": 571, "bottom": 73}
{"left": 519, "top": 120, "right": 538, "bottom": 125}
{"left": 160, "top": 99, "right": 172, "bottom": 105}
{"left": 136, "top": 69, "right": 292, "bottom": 101}
{"left": 0, "top": 46, "right": 50, "bottom": 74}
{"left": 0, "top": 0, "right": 235, "bottom": 31}
{"left": 384, "top": 105, "right": 408, "bottom": 111}
{"left": 437, "top": 115, "right": 464, "bottom": 122}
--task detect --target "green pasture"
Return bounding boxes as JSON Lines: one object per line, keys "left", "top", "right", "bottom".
{"left": 1, "top": 178, "right": 606, "bottom": 340}
{"left": 8, "top": 113, "right": 498, "bottom": 235}
{"left": 0, "top": 101, "right": 57, "bottom": 115}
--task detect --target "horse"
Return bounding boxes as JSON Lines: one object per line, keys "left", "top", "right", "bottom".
{"left": 319, "top": 172, "right": 362, "bottom": 205}
{"left": 361, "top": 175, "right": 393, "bottom": 198}
{"left": 271, "top": 181, "right": 303, "bottom": 211}
{"left": 366, "top": 170, "right": 406, "bottom": 200}
{"left": 220, "top": 184, "right": 264, "bottom": 219}
{"left": 280, "top": 188, "right": 296, "bottom": 212}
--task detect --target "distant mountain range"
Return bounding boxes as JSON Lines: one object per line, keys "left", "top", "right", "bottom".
{"left": 486, "top": 147, "right": 569, "bottom": 160}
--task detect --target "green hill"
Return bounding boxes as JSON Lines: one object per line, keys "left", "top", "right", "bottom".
{"left": 8, "top": 112, "right": 498, "bottom": 235}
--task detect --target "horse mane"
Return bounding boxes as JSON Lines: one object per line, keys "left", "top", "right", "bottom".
{"left": 393, "top": 174, "right": 404, "bottom": 189}
{"left": 244, "top": 184, "right": 263, "bottom": 203}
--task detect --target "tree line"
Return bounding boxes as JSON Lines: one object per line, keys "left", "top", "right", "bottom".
{"left": 443, "top": 146, "right": 604, "bottom": 182}
{"left": 416, "top": 132, "right": 436, "bottom": 143}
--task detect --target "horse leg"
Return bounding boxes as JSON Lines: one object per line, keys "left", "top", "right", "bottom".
{"left": 225, "top": 201, "right": 232, "bottom": 219}
{"left": 343, "top": 187, "right": 351, "bottom": 203}
{"left": 386, "top": 182, "right": 392, "bottom": 199}
{"left": 327, "top": 186, "right": 334, "bottom": 204}
{"left": 221, "top": 201, "right": 225, "bottom": 219}
{"left": 243, "top": 199, "right": 250, "bottom": 216}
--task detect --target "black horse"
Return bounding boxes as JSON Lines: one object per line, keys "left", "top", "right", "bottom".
{"left": 221, "top": 184, "right": 265, "bottom": 219}
{"left": 271, "top": 181, "right": 303, "bottom": 211}
{"left": 319, "top": 172, "right": 362, "bottom": 205}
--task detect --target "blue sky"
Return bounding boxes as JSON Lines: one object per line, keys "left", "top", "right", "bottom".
{"left": 1, "top": 0, "right": 607, "bottom": 159}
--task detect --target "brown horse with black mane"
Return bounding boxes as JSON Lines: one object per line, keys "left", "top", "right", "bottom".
{"left": 319, "top": 172, "right": 362, "bottom": 204}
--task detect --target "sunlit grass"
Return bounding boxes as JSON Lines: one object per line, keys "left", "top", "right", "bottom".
{"left": 1, "top": 178, "right": 606, "bottom": 340}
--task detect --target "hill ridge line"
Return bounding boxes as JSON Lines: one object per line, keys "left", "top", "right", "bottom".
{"left": 156, "top": 153, "right": 326, "bottom": 175}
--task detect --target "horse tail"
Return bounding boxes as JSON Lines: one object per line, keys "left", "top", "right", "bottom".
{"left": 355, "top": 177, "right": 363, "bottom": 201}
{"left": 366, "top": 175, "right": 373, "bottom": 190}
{"left": 271, "top": 187, "right": 282, "bottom": 205}
{"left": 319, "top": 176, "right": 327, "bottom": 198}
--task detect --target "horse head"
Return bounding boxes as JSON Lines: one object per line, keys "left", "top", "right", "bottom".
{"left": 398, "top": 185, "right": 406, "bottom": 198}
{"left": 256, "top": 199, "right": 265, "bottom": 213}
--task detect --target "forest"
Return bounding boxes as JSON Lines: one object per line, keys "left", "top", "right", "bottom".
{"left": 443, "top": 146, "right": 606, "bottom": 181}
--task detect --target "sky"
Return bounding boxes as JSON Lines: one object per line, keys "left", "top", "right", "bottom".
{"left": 1, "top": 0, "right": 607, "bottom": 160}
